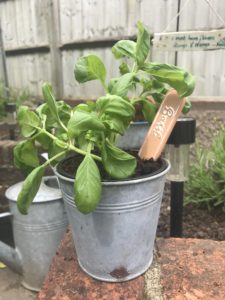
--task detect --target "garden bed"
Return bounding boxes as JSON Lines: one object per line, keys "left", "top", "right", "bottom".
{"left": 1, "top": 109, "right": 225, "bottom": 242}
{"left": 157, "top": 184, "right": 225, "bottom": 241}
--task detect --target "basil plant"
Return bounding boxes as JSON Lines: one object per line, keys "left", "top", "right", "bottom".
{"left": 14, "top": 21, "right": 195, "bottom": 214}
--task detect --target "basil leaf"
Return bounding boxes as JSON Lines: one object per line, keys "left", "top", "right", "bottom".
{"left": 143, "top": 63, "right": 195, "bottom": 97}
{"left": 96, "top": 94, "right": 135, "bottom": 119}
{"left": 119, "top": 62, "right": 130, "bottom": 75}
{"left": 17, "top": 106, "right": 40, "bottom": 138}
{"left": 102, "top": 140, "right": 137, "bottom": 179}
{"left": 74, "top": 54, "right": 106, "bottom": 84}
{"left": 136, "top": 21, "right": 150, "bottom": 66}
{"left": 141, "top": 98, "right": 157, "bottom": 123}
{"left": 102, "top": 116, "right": 127, "bottom": 135}
{"left": 77, "top": 133, "right": 90, "bottom": 151}
{"left": 14, "top": 140, "right": 39, "bottom": 169}
{"left": 48, "top": 140, "right": 66, "bottom": 166}
{"left": 109, "top": 73, "right": 134, "bottom": 97}
{"left": 17, "top": 165, "right": 46, "bottom": 214}
{"left": 182, "top": 98, "right": 192, "bottom": 114}
{"left": 35, "top": 132, "right": 52, "bottom": 150}
{"left": 67, "top": 110, "right": 105, "bottom": 137}
{"left": 75, "top": 154, "right": 102, "bottom": 214}
{"left": 57, "top": 100, "right": 71, "bottom": 126}
{"left": 42, "top": 82, "right": 60, "bottom": 123}
{"left": 36, "top": 103, "right": 57, "bottom": 128}
{"left": 75, "top": 103, "right": 92, "bottom": 113}
{"left": 112, "top": 40, "right": 136, "bottom": 59}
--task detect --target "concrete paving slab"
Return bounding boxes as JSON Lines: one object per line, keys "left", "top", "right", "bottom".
{"left": 0, "top": 267, "right": 37, "bottom": 300}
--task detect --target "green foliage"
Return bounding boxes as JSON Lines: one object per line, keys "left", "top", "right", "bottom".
{"left": 17, "top": 165, "right": 46, "bottom": 214}
{"left": 102, "top": 139, "right": 137, "bottom": 179}
{"left": 75, "top": 153, "right": 102, "bottom": 214}
{"left": 143, "top": 63, "right": 195, "bottom": 98}
{"left": 15, "top": 21, "right": 195, "bottom": 215}
{"left": 185, "top": 129, "right": 225, "bottom": 212}
{"left": 74, "top": 54, "right": 106, "bottom": 85}
{"left": 17, "top": 106, "right": 41, "bottom": 138}
{"left": 0, "top": 82, "right": 31, "bottom": 120}
{"left": 136, "top": 21, "right": 150, "bottom": 67}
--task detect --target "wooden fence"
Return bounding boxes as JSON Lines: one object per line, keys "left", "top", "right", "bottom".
{"left": 0, "top": 0, "right": 225, "bottom": 99}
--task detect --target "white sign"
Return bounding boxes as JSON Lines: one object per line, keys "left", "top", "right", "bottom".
{"left": 153, "top": 29, "right": 225, "bottom": 51}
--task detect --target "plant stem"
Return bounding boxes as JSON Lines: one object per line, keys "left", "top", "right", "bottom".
{"left": 58, "top": 120, "right": 68, "bottom": 133}
{"left": 40, "top": 128, "right": 102, "bottom": 162}
{"left": 69, "top": 144, "right": 102, "bottom": 162}
{"left": 42, "top": 150, "right": 67, "bottom": 168}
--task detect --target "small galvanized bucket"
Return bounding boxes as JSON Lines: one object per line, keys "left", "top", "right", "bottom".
{"left": 55, "top": 159, "right": 170, "bottom": 282}
{"left": 116, "top": 121, "right": 149, "bottom": 150}
{"left": 1, "top": 176, "right": 68, "bottom": 291}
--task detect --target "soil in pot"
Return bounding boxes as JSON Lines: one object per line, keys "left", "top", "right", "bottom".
{"left": 58, "top": 151, "right": 167, "bottom": 180}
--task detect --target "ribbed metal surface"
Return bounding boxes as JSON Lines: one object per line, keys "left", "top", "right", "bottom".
{"left": 56, "top": 159, "right": 170, "bottom": 282}
{"left": 0, "top": 0, "right": 224, "bottom": 97}
{"left": 0, "top": 176, "right": 68, "bottom": 291}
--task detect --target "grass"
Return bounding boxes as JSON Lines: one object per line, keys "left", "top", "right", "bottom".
{"left": 185, "top": 128, "right": 225, "bottom": 212}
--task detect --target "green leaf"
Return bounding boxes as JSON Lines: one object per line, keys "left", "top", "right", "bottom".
{"left": 48, "top": 140, "right": 66, "bottom": 166}
{"left": 141, "top": 98, "right": 157, "bottom": 123}
{"left": 75, "top": 103, "right": 92, "bottom": 113}
{"left": 42, "top": 82, "right": 60, "bottom": 123}
{"left": 96, "top": 94, "right": 135, "bottom": 119}
{"left": 102, "top": 116, "right": 127, "bottom": 135}
{"left": 102, "top": 140, "right": 137, "bottom": 179}
{"left": 17, "top": 106, "right": 40, "bottom": 138}
{"left": 136, "top": 21, "right": 150, "bottom": 66}
{"left": 112, "top": 40, "right": 136, "bottom": 59}
{"left": 77, "top": 133, "right": 90, "bottom": 151}
{"left": 140, "top": 79, "right": 153, "bottom": 93}
{"left": 57, "top": 101, "right": 71, "bottom": 126}
{"left": 14, "top": 140, "right": 39, "bottom": 170}
{"left": 182, "top": 98, "right": 192, "bottom": 114}
{"left": 75, "top": 154, "right": 102, "bottom": 214}
{"left": 35, "top": 132, "right": 52, "bottom": 150}
{"left": 67, "top": 110, "right": 105, "bottom": 137}
{"left": 74, "top": 54, "right": 106, "bottom": 84}
{"left": 119, "top": 62, "right": 130, "bottom": 75}
{"left": 143, "top": 63, "right": 195, "bottom": 97}
{"left": 36, "top": 103, "right": 57, "bottom": 128}
{"left": 109, "top": 73, "right": 134, "bottom": 97}
{"left": 17, "top": 165, "right": 46, "bottom": 214}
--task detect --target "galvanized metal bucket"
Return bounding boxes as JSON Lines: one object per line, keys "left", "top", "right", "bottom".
{"left": 55, "top": 159, "right": 170, "bottom": 282}
{"left": 1, "top": 176, "right": 68, "bottom": 291}
{"left": 116, "top": 121, "right": 149, "bottom": 149}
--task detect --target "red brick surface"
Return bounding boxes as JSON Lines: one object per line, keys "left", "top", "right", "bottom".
{"left": 157, "top": 238, "right": 225, "bottom": 300}
{"left": 38, "top": 229, "right": 145, "bottom": 300}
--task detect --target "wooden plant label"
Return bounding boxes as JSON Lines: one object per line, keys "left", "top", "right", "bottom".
{"left": 138, "top": 90, "right": 185, "bottom": 161}
{"left": 153, "top": 29, "right": 225, "bottom": 51}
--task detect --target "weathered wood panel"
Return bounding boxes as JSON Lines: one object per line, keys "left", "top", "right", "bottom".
{"left": 0, "top": 0, "right": 225, "bottom": 98}
{"left": 0, "top": 0, "right": 49, "bottom": 50}
{"left": 62, "top": 47, "right": 121, "bottom": 99}
{"left": 6, "top": 53, "right": 51, "bottom": 96}
{"left": 177, "top": 0, "right": 225, "bottom": 96}
{"left": 60, "top": 0, "right": 177, "bottom": 98}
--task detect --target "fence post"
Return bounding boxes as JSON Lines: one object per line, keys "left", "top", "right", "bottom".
{"left": 47, "top": 0, "right": 63, "bottom": 99}
{"left": 0, "top": 21, "right": 9, "bottom": 98}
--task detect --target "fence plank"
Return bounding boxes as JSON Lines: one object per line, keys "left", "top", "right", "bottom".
{"left": 0, "top": 0, "right": 224, "bottom": 98}
{"left": 177, "top": 0, "right": 225, "bottom": 96}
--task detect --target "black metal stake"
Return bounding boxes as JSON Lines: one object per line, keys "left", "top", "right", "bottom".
{"left": 170, "top": 181, "right": 184, "bottom": 237}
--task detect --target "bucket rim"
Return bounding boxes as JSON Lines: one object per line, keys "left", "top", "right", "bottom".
{"left": 54, "top": 158, "right": 170, "bottom": 186}
{"left": 5, "top": 176, "right": 62, "bottom": 203}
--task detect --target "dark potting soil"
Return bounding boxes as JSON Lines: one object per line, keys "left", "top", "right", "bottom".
{"left": 57, "top": 151, "right": 167, "bottom": 181}
{"left": 157, "top": 183, "right": 225, "bottom": 241}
